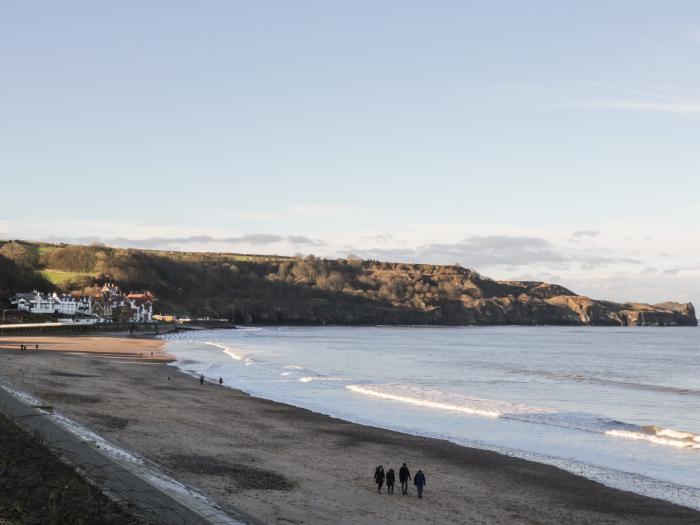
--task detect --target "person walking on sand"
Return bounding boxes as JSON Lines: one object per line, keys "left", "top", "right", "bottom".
{"left": 399, "top": 463, "right": 411, "bottom": 495}
{"left": 414, "top": 470, "right": 426, "bottom": 499}
{"left": 386, "top": 468, "right": 396, "bottom": 495}
{"left": 199, "top": 374, "right": 205, "bottom": 385}
{"left": 219, "top": 377, "right": 223, "bottom": 385}
{"left": 374, "top": 465, "right": 385, "bottom": 493}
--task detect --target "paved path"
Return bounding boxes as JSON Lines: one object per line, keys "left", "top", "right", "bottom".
{"left": 0, "top": 377, "right": 263, "bottom": 525}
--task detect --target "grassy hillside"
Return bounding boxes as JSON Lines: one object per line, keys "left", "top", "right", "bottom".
{"left": 0, "top": 240, "right": 695, "bottom": 326}
{"left": 41, "top": 269, "right": 96, "bottom": 287}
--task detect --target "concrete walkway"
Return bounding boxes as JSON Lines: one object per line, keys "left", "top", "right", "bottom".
{"left": 0, "top": 377, "right": 262, "bottom": 525}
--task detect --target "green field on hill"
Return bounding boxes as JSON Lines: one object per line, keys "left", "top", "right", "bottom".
{"left": 41, "top": 269, "right": 96, "bottom": 286}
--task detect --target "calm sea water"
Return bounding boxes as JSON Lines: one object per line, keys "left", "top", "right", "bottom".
{"left": 163, "top": 326, "right": 700, "bottom": 509}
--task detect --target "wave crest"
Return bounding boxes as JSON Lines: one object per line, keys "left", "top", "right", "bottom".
{"left": 205, "top": 342, "right": 254, "bottom": 364}
{"left": 347, "top": 384, "right": 700, "bottom": 450}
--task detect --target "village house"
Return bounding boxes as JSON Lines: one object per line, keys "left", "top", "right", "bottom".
{"left": 92, "top": 284, "right": 155, "bottom": 322}
{"left": 9, "top": 285, "right": 155, "bottom": 323}
{"left": 10, "top": 291, "right": 93, "bottom": 316}
{"left": 126, "top": 292, "right": 154, "bottom": 323}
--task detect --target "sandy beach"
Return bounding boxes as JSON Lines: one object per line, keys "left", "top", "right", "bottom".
{"left": 0, "top": 335, "right": 698, "bottom": 524}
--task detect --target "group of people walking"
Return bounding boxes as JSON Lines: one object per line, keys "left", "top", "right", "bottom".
{"left": 198, "top": 374, "right": 224, "bottom": 386}
{"left": 374, "top": 463, "right": 426, "bottom": 498}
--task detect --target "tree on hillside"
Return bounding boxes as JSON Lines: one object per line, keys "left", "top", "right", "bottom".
{"left": 0, "top": 241, "right": 39, "bottom": 277}
{"left": 40, "top": 245, "right": 102, "bottom": 273}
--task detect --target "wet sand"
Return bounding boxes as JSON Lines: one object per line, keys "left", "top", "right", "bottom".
{"left": 0, "top": 335, "right": 698, "bottom": 524}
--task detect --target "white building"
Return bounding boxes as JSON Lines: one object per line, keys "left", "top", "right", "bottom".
{"left": 126, "top": 293, "right": 154, "bottom": 323}
{"left": 10, "top": 286, "right": 154, "bottom": 323}
{"left": 10, "top": 291, "right": 93, "bottom": 316}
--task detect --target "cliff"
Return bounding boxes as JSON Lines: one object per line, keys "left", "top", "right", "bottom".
{"left": 0, "top": 240, "right": 696, "bottom": 326}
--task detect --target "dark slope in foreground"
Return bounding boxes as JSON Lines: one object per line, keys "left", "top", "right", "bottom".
{"left": 0, "top": 240, "right": 696, "bottom": 326}
{"left": 0, "top": 412, "right": 137, "bottom": 524}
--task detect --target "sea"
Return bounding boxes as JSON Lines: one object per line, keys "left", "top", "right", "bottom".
{"left": 162, "top": 326, "right": 700, "bottom": 509}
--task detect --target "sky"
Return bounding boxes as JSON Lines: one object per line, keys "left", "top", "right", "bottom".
{"left": 1, "top": 1, "right": 699, "bottom": 306}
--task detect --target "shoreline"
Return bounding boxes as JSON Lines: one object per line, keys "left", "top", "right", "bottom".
{"left": 1, "top": 336, "right": 699, "bottom": 524}
{"left": 170, "top": 347, "right": 700, "bottom": 513}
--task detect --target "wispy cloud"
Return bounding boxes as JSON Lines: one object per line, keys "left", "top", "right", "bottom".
{"left": 349, "top": 235, "right": 641, "bottom": 271}
{"left": 44, "top": 234, "right": 328, "bottom": 249}
{"left": 572, "top": 230, "right": 600, "bottom": 238}
{"left": 588, "top": 101, "right": 700, "bottom": 114}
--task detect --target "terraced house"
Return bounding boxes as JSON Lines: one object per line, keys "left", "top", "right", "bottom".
{"left": 9, "top": 286, "right": 154, "bottom": 323}
{"left": 10, "top": 291, "right": 93, "bottom": 316}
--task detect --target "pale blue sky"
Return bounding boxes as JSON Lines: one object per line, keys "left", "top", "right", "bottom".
{"left": 1, "top": 2, "right": 699, "bottom": 305}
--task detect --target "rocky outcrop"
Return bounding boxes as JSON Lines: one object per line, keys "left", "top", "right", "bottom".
{"left": 436, "top": 289, "right": 697, "bottom": 326}
{"left": 426, "top": 273, "right": 695, "bottom": 326}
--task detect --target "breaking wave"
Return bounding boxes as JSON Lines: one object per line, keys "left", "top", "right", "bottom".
{"left": 299, "top": 375, "right": 348, "bottom": 383}
{"left": 205, "top": 342, "right": 255, "bottom": 365}
{"left": 347, "top": 384, "right": 700, "bottom": 450}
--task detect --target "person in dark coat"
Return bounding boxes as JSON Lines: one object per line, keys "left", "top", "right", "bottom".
{"left": 399, "top": 463, "right": 411, "bottom": 495}
{"left": 374, "top": 465, "right": 385, "bottom": 493}
{"left": 414, "top": 470, "right": 426, "bottom": 498}
{"left": 385, "top": 468, "right": 396, "bottom": 494}
{"left": 199, "top": 374, "right": 205, "bottom": 385}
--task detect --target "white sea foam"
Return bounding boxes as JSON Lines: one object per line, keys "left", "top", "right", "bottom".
{"left": 299, "top": 376, "right": 347, "bottom": 383}
{"left": 347, "top": 384, "right": 700, "bottom": 451}
{"left": 205, "top": 342, "right": 254, "bottom": 364}
{"left": 606, "top": 430, "right": 700, "bottom": 449}
{"left": 347, "top": 384, "right": 504, "bottom": 417}
{"left": 656, "top": 428, "right": 695, "bottom": 440}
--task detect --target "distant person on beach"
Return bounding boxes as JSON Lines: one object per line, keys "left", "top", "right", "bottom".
{"left": 374, "top": 465, "right": 385, "bottom": 493}
{"left": 399, "top": 463, "right": 411, "bottom": 495}
{"left": 199, "top": 374, "right": 205, "bottom": 385}
{"left": 386, "top": 468, "right": 395, "bottom": 494}
{"left": 219, "top": 377, "right": 223, "bottom": 385}
{"left": 414, "top": 470, "right": 426, "bottom": 498}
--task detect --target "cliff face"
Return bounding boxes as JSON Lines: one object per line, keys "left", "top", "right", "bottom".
{"left": 2, "top": 241, "right": 696, "bottom": 327}
{"left": 437, "top": 293, "right": 697, "bottom": 326}
{"left": 244, "top": 262, "right": 696, "bottom": 326}
{"left": 351, "top": 265, "right": 697, "bottom": 327}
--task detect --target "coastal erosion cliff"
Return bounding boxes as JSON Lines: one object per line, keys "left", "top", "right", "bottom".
{"left": 221, "top": 263, "right": 697, "bottom": 327}
{"left": 354, "top": 266, "right": 697, "bottom": 327}
{"left": 437, "top": 282, "right": 697, "bottom": 326}
{"left": 0, "top": 241, "right": 696, "bottom": 327}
